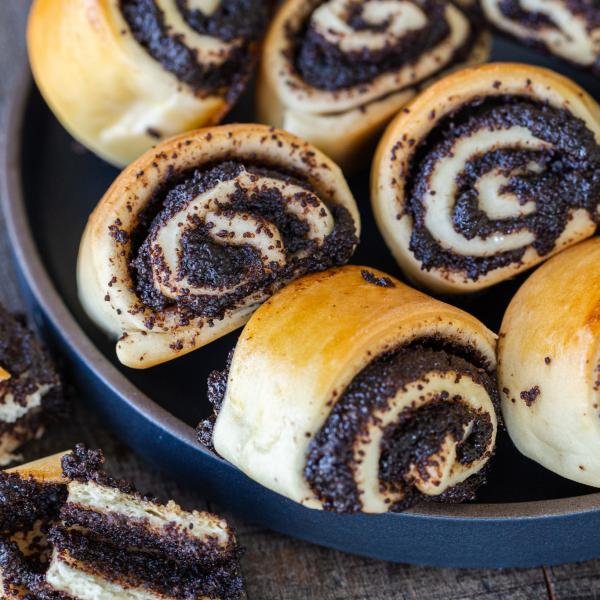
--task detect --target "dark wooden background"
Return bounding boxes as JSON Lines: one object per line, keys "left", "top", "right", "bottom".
{"left": 2, "top": 3, "right": 600, "bottom": 598}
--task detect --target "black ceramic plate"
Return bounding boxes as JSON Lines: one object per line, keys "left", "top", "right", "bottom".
{"left": 3, "top": 36, "right": 600, "bottom": 568}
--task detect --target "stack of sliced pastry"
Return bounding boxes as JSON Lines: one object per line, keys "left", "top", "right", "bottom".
{"left": 0, "top": 446, "right": 244, "bottom": 599}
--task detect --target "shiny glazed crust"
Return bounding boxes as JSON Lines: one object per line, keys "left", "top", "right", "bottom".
{"left": 371, "top": 62, "right": 600, "bottom": 294}
{"left": 27, "top": 0, "right": 252, "bottom": 166}
{"left": 77, "top": 123, "right": 360, "bottom": 369}
{"left": 499, "top": 238, "right": 600, "bottom": 486}
{"left": 213, "top": 265, "right": 498, "bottom": 512}
{"left": 256, "top": 0, "right": 490, "bottom": 170}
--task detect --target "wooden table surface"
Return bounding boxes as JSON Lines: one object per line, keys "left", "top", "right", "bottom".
{"left": 2, "top": 4, "right": 600, "bottom": 598}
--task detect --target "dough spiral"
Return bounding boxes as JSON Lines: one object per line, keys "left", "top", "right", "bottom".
{"left": 257, "top": 0, "right": 490, "bottom": 169}
{"left": 372, "top": 63, "right": 600, "bottom": 294}
{"left": 77, "top": 124, "right": 360, "bottom": 368}
{"left": 481, "top": 0, "right": 600, "bottom": 72}
{"left": 202, "top": 266, "right": 499, "bottom": 513}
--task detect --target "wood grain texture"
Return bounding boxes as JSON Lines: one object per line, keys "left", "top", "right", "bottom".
{"left": 1, "top": 3, "right": 600, "bottom": 598}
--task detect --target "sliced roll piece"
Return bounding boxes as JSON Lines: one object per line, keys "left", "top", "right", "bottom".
{"left": 0, "top": 452, "right": 67, "bottom": 599}
{"left": 0, "top": 305, "right": 63, "bottom": 466}
{"left": 27, "top": 0, "right": 270, "bottom": 166}
{"left": 77, "top": 124, "right": 360, "bottom": 368}
{"left": 47, "top": 529, "right": 243, "bottom": 600}
{"left": 58, "top": 446, "right": 237, "bottom": 569}
{"left": 200, "top": 266, "right": 499, "bottom": 513}
{"left": 48, "top": 445, "right": 243, "bottom": 599}
{"left": 499, "top": 238, "right": 600, "bottom": 486}
{"left": 0, "top": 446, "right": 245, "bottom": 599}
{"left": 481, "top": 0, "right": 600, "bottom": 73}
{"left": 257, "top": 0, "right": 490, "bottom": 169}
{"left": 372, "top": 63, "right": 600, "bottom": 294}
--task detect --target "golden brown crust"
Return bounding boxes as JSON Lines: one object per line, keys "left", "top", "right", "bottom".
{"left": 6, "top": 452, "right": 67, "bottom": 484}
{"left": 27, "top": 0, "right": 248, "bottom": 166}
{"left": 77, "top": 123, "right": 360, "bottom": 368}
{"left": 499, "top": 238, "right": 600, "bottom": 485}
{"left": 371, "top": 62, "right": 600, "bottom": 294}
{"left": 213, "top": 265, "right": 498, "bottom": 512}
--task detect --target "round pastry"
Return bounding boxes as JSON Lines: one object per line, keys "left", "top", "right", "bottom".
{"left": 256, "top": 0, "right": 490, "bottom": 169}
{"left": 481, "top": 0, "right": 600, "bottom": 73}
{"left": 27, "top": 0, "right": 270, "bottom": 166}
{"left": 203, "top": 266, "right": 499, "bottom": 513}
{"left": 498, "top": 238, "right": 600, "bottom": 486}
{"left": 77, "top": 124, "right": 360, "bottom": 369}
{"left": 372, "top": 62, "right": 600, "bottom": 294}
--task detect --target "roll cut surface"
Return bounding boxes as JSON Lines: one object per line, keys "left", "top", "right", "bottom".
{"left": 372, "top": 63, "right": 600, "bottom": 293}
{"left": 257, "top": 0, "right": 490, "bottom": 169}
{"left": 481, "top": 0, "right": 600, "bottom": 73}
{"left": 0, "top": 446, "right": 245, "bottom": 599}
{"left": 77, "top": 124, "right": 360, "bottom": 368}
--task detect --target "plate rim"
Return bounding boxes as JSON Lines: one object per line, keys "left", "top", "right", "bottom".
{"left": 3, "top": 69, "right": 600, "bottom": 523}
